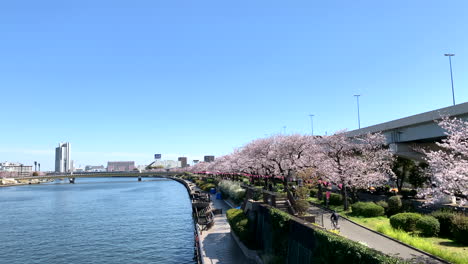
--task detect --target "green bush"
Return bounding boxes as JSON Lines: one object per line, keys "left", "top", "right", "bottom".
{"left": 294, "top": 199, "right": 310, "bottom": 216}
{"left": 200, "top": 183, "right": 216, "bottom": 192}
{"left": 390, "top": 213, "right": 422, "bottom": 232}
{"left": 400, "top": 188, "right": 412, "bottom": 199}
{"left": 310, "top": 188, "right": 318, "bottom": 198}
{"left": 351, "top": 202, "right": 385, "bottom": 217}
{"left": 312, "top": 227, "right": 407, "bottom": 264}
{"left": 376, "top": 200, "right": 389, "bottom": 213}
{"left": 268, "top": 207, "right": 291, "bottom": 262}
{"left": 430, "top": 210, "right": 455, "bottom": 238}
{"left": 226, "top": 209, "right": 255, "bottom": 248}
{"left": 329, "top": 193, "right": 343, "bottom": 206}
{"left": 451, "top": 213, "right": 468, "bottom": 245}
{"left": 218, "top": 180, "right": 246, "bottom": 204}
{"left": 387, "top": 196, "right": 402, "bottom": 216}
{"left": 416, "top": 216, "right": 440, "bottom": 237}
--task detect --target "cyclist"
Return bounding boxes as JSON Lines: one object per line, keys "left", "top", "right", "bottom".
{"left": 330, "top": 211, "right": 340, "bottom": 230}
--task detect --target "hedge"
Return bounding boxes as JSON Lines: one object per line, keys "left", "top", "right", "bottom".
{"left": 268, "top": 207, "right": 291, "bottom": 261}
{"left": 226, "top": 209, "right": 255, "bottom": 248}
{"left": 390, "top": 213, "right": 422, "bottom": 232}
{"left": 312, "top": 228, "right": 408, "bottom": 264}
{"left": 329, "top": 193, "right": 343, "bottom": 206}
{"left": 430, "top": 210, "right": 455, "bottom": 238}
{"left": 387, "top": 196, "right": 402, "bottom": 216}
{"left": 451, "top": 213, "right": 468, "bottom": 245}
{"left": 351, "top": 202, "right": 385, "bottom": 217}
{"left": 416, "top": 216, "right": 440, "bottom": 237}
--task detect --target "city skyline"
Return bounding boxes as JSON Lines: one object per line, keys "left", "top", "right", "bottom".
{"left": 1, "top": 1, "right": 468, "bottom": 170}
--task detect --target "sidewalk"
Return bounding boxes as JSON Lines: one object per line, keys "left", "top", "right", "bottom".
{"left": 308, "top": 204, "right": 444, "bottom": 264}
{"left": 199, "top": 194, "right": 254, "bottom": 264}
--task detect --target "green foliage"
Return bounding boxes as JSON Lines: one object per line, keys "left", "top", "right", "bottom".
{"left": 351, "top": 202, "right": 385, "bottom": 217}
{"left": 218, "top": 180, "right": 246, "bottom": 204}
{"left": 390, "top": 213, "right": 422, "bottom": 232}
{"left": 200, "top": 183, "right": 216, "bottom": 192}
{"left": 32, "top": 171, "right": 39, "bottom": 176}
{"left": 294, "top": 199, "right": 310, "bottom": 216}
{"left": 310, "top": 188, "right": 318, "bottom": 198}
{"left": 416, "top": 216, "right": 440, "bottom": 237}
{"left": 226, "top": 209, "right": 255, "bottom": 248}
{"left": 268, "top": 207, "right": 291, "bottom": 261}
{"left": 296, "top": 186, "right": 310, "bottom": 199}
{"left": 387, "top": 196, "right": 402, "bottom": 216}
{"left": 430, "top": 210, "right": 456, "bottom": 238}
{"left": 312, "top": 228, "right": 407, "bottom": 264}
{"left": 329, "top": 193, "right": 343, "bottom": 206}
{"left": 375, "top": 200, "right": 388, "bottom": 213}
{"left": 451, "top": 213, "right": 468, "bottom": 245}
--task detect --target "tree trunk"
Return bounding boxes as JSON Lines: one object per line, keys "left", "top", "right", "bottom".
{"left": 318, "top": 184, "right": 323, "bottom": 200}
{"left": 342, "top": 184, "right": 349, "bottom": 211}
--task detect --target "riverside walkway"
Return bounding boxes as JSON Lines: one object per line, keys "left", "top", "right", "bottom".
{"left": 199, "top": 193, "right": 254, "bottom": 264}
{"left": 308, "top": 204, "right": 444, "bottom": 264}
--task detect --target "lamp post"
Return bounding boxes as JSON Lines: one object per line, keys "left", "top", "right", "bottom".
{"left": 444, "top": 54, "right": 456, "bottom": 106}
{"left": 354, "top": 95, "right": 361, "bottom": 129}
{"left": 282, "top": 126, "right": 286, "bottom": 134}
{"left": 308, "top": 114, "right": 314, "bottom": 135}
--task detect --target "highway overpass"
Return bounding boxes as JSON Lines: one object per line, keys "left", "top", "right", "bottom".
{"left": 347, "top": 102, "right": 468, "bottom": 160}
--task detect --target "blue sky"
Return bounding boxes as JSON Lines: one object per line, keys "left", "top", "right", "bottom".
{"left": 1, "top": 0, "right": 468, "bottom": 170}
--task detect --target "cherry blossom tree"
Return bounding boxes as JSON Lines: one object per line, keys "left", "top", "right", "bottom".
{"left": 420, "top": 117, "right": 468, "bottom": 205}
{"left": 318, "top": 131, "right": 394, "bottom": 210}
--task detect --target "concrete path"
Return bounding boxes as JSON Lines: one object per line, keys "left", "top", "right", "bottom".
{"left": 199, "top": 194, "right": 254, "bottom": 264}
{"left": 308, "top": 204, "right": 444, "bottom": 264}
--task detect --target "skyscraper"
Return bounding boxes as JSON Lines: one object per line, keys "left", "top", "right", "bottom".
{"left": 178, "top": 157, "right": 188, "bottom": 168}
{"left": 55, "top": 142, "right": 71, "bottom": 173}
{"left": 204, "top": 155, "right": 215, "bottom": 162}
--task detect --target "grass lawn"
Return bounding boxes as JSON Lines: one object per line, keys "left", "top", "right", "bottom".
{"left": 348, "top": 216, "right": 468, "bottom": 264}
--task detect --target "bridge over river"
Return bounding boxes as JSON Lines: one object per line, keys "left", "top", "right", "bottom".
{"left": 15, "top": 171, "right": 179, "bottom": 183}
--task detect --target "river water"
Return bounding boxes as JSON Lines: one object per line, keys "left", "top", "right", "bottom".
{"left": 0, "top": 177, "right": 195, "bottom": 264}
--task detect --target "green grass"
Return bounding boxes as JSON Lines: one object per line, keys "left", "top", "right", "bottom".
{"left": 350, "top": 216, "right": 468, "bottom": 264}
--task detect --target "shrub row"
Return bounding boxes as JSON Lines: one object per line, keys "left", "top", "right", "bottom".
{"left": 312, "top": 227, "right": 408, "bottom": 264}
{"left": 218, "top": 180, "right": 246, "bottom": 204}
{"left": 351, "top": 202, "right": 385, "bottom": 217}
{"left": 226, "top": 209, "right": 255, "bottom": 249}
{"left": 389, "top": 213, "right": 440, "bottom": 237}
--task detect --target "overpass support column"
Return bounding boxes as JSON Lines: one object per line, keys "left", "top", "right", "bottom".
{"left": 69, "top": 178, "right": 75, "bottom": 184}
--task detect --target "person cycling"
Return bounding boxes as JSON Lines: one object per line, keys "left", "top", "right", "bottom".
{"left": 330, "top": 211, "right": 340, "bottom": 230}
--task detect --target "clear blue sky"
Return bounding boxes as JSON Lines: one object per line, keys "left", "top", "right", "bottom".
{"left": 1, "top": 0, "right": 468, "bottom": 171}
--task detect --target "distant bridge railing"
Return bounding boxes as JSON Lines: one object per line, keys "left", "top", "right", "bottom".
{"left": 15, "top": 171, "right": 179, "bottom": 180}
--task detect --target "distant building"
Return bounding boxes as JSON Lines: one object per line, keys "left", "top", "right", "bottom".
{"left": 0, "top": 162, "right": 32, "bottom": 177}
{"left": 107, "top": 161, "right": 135, "bottom": 172}
{"left": 193, "top": 160, "right": 200, "bottom": 164}
{"left": 147, "top": 160, "right": 181, "bottom": 169}
{"left": 55, "top": 142, "right": 71, "bottom": 173}
{"left": 85, "top": 165, "right": 106, "bottom": 172}
{"left": 178, "top": 157, "right": 188, "bottom": 168}
{"left": 204, "top": 155, "right": 215, "bottom": 162}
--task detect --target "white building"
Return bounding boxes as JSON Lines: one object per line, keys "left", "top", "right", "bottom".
{"left": 0, "top": 162, "right": 33, "bottom": 177}
{"left": 55, "top": 142, "right": 71, "bottom": 173}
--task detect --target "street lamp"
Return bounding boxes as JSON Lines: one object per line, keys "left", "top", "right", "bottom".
{"left": 308, "top": 114, "right": 314, "bottom": 135}
{"left": 444, "top": 53, "right": 456, "bottom": 106}
{"left": 283, "top": 126, "right": 286, "bottom": 134}
{"left": 354, "top": 95, "right": 361, "bottom": 129}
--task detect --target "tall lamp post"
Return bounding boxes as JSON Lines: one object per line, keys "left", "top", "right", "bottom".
{"left": 444, "top": 53, "right": 456, "bottom": 106}
{"left": 308, "top": 114, "right": 314, "bottom": 135}
{"left": 354, "top": 95, "right": 361, "bottom": 129}
{"left": 282, "top": 126, "right": 287, "bottom": 134}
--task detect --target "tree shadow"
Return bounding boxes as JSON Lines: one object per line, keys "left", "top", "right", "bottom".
{"left": 438, "top": 241, "right": 466, "bottom": 248}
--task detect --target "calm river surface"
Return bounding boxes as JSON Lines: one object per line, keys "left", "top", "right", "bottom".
{"left": 0, "top": 177, "right": 194, "bottom": 264}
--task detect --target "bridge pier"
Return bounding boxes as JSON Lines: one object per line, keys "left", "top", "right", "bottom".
{"left": 69, "top": 178, "right": 75, "bottom": 184}
{"left": 138, "top": 176, "right": 142, "bottom": 182}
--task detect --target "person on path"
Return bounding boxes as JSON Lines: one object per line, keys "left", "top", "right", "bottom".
{"left": 330, "top": 210, "right": 340, "bottom": 230}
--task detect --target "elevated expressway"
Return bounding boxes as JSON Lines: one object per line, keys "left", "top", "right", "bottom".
{"left": 347, "top": 102, "right": 468, "bottom": 161}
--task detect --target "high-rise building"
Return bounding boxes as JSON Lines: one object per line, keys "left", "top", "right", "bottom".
{"left": 178, "top": 157, "right": 188, "bottom": 168}
{"left": 55, "top": 142, "right": 71, "bottom": 173}
{"left": 204, "top": 155, "right": 215, "bottom": 162}
{"left": 107, "top": 161, "right": 135, "bottom": 172}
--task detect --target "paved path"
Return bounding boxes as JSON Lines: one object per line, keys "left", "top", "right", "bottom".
{"left": 199, "top": 194, "right": 254, "bottom": 264}
{"left": 308, "top": 204, "right": 444, "bottom": 264}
